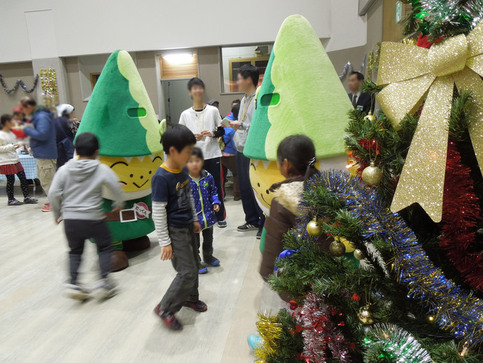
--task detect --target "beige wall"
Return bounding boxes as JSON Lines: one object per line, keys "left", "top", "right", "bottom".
{"left": 328, "top": 0, "right": 383, "bottom": 87}
{"left": 63, "top": 51, "right": 160, "bottom": 119}
{"left": 0, "top": 62, "right": 36, "bottom": 114}
{"left": 198, "top": 47, "right": 244, "bottom": 117}
{"left": 1, "top": 1, "right": 384, "bottom": 120}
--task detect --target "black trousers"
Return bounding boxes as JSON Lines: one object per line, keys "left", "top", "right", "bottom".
{"left": 64, "top": 219, "right": 112, "bottom": 285}
{"left": 203, "top": 157, "right": 225, "bottom": 221}
{"left": 236, "top": 151, "right": 265, "bottom": 228}
{"left": 195, "top": 227, "right": 214, "bottom": 261}
{"left": 159, "top": 225, "right": 199, "bottom": 313}
{"left": 5, "top": 170, "right": 30, "bottom": 201}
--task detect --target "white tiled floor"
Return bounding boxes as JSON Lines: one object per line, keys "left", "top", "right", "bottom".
{"left": 0, "top": 182, "right": 265, "bottom": 363}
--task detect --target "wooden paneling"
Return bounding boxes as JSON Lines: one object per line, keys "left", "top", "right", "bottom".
{"left": 382, "top": 0, "right": 408, "bottom": 41}
{"left": 160, "top": 53, "right": 198, "bottom": 80}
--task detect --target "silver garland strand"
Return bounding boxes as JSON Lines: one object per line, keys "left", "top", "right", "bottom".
{"left": 365, "top": 323, "right": 433, "bottom": 362}
{"left": 0, "top": 74, "right": 39, "bottom": 94}
{"left": 339, "top": 55, "right": 367, "bottom": 80}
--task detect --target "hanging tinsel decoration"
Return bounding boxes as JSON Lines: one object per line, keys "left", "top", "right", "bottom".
{"left": 0, "top": 74, "right": 39, "bottom": 94}
{"left": 40, "top": 68, "right": 59, "bottom": 108}
{"left": 254, "top": 314, "right": 283, "bottom": 363}
{"left": 405, "top": 0, "right": 483, "bottom": 40}
{"left": 440, "top": 142, "right": 483, "bottom": 292}
{"left": 363, "top": 323, "right": 432, "bottom": 362}
{"left": 298, "top": 171, "right": 483, "bottom": 348}
{"left": 296, "top": 292, "right": 351, "bottom": 362}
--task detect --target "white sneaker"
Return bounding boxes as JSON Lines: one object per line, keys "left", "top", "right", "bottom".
{"left": 64, "top": 283, "right": 90, "bottom": 301}
{"left": 96, "top": 278, "right": 118, "bottom": 300}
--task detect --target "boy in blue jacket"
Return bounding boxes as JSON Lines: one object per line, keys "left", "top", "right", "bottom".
{"left": 187, "top": 147, "right": 221, "bottom": 274}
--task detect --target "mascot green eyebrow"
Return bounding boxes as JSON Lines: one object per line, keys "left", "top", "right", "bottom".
{"left": 76, "top": 50, "right": 165, "bottom": 271}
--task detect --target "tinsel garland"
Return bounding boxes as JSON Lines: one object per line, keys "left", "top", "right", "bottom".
{"left": 0, "top": 74, "right": 39, "bottom": 94}
{"left": 254, "top": 314, "right": 282, "bottom": 362}
{"left": 301, "top": 171, "right": 483, "bottom": 348}
{"left": 406, "top": 0, "right": 483, "bottom": 39}
{"left": 297, "top": 293, "right": 351, "bottom": 362}
{"left": 363, "top": 323, "right": 432, "bottom": 362}
{"left": 440, "top": 142, "right": 483, "bottom": 292}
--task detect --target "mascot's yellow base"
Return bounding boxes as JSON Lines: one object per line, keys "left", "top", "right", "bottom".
{"left": 249, "top": 159, "right": 324, "bottom": 215}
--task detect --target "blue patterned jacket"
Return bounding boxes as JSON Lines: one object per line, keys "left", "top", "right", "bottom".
{"left": 189, "top": 169, "right": 221, "bottom": 229}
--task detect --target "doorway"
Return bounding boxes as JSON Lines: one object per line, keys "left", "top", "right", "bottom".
{"left": 161, "top": 79, "right": 192, "bottom": 126}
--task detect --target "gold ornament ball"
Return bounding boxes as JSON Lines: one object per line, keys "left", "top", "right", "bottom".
{"left": 353, "top": 249, "right": 365, "bottom": 260}
{"left": 362, "top": 162, "right": 383, "bottom": 186}
{"left": 364, "top": 114, "right": 376, "bottom": 122}
{"left": 329, "top": 240, "right": 346, "bottom": 257}
{"left": 358, "top": 306, "right": 374, "bottom": 325}
{"left": 306, "top": 220, "right": 322, "bottom": 237}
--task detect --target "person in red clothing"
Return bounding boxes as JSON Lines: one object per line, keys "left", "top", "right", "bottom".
{"left": 11, "top": 108, "right": 28, "bottom": 140}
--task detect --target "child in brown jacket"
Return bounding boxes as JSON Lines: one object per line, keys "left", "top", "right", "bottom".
{"left": 259, "top": 135, "right": 319, "bottom": 280}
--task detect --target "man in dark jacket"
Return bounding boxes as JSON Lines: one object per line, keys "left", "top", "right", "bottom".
{"left": 20, "top": 96, "right": 58, "bottom": 212}
{"left": 347, "top": 71, "right": 374, "bottom": 114}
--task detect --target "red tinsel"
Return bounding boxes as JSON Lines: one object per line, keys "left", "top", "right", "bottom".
{"left": 440, "top": 142, "right": 483, "bottom": 292}
{"left": 416, "top": 34, "right": 443, "bottom": 49}
{"left": 296, "top": 293, "right": 351, "bottom": 362}
{"left": 354, "top": 139, "right": 380, "bottom": 176}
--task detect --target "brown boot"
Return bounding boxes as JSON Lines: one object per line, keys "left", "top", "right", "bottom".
{"left": 111, "top": 251, "right": 129, "bottom": 272}
{"left": 122, "top": 235, "right": 151, "bottom": 251}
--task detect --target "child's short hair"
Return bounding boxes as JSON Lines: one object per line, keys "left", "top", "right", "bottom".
{"left": 191, "top": 147, "right": 204, "bottom": 160}
{"left": 75, "top": 132, "right": 99, "bottom": 157}
{"left": 277, "top": 135, "right": 316, "bottom": 176}
{"left": 0, "top": 114, "right": 12, "bottom": 127}
{"left": 239, "top": 64, "right": 259, "bottom": 87}
{"left": 162, "top": 124, "right": 197, "bottom": 154}
{"left": 187, "top": 77, "right": 205, "bottom": 90}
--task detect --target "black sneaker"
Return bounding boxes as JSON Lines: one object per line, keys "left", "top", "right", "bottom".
{"left": 8, "top": 199, "right": 23, "bottom": 206}
{"left": 217, "top": 220, "right": 227, "bottom": 228}
{"left": 204, "top": 255, "right": 220, "bottom": 267}
{"left": 183, "top": 300, "right": 208, "bottom": 312}
{"left": 237, "top": 223, "right": 258, "bottom": 232}
{"left": 256, "top": 229, "right": 263, "bottom": 240}
{"left": 23, "top": 197, "right": 38, "bottom": 204}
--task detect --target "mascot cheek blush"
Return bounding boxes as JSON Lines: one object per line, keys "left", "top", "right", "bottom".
{"left": 244, "top": 15, "right": 353, "bottom": 214}
{"left": 76, "top": 49, "right": 165, "bottom": 271}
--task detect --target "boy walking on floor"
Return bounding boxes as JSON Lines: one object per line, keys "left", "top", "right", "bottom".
{"left": 48, "top": 132, "right": 123, "bottom": 300}
{"left": 152, "top": 125, "right": 207, "bottom": 331}
{"left": 230, "top": 64, "right": 265, "bottom": 238}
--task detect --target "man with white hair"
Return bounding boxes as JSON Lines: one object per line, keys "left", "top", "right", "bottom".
{"left": 55, "top": 104, "right": 77, "bottom": 168}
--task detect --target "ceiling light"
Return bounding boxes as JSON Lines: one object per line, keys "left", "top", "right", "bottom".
{"left": 162, "top": 52, "right": 194, "bottom": 64}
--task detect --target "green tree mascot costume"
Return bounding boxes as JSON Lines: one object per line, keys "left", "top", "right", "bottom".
{"left": 77, "top": 50, "right": 165, "bottom": 271}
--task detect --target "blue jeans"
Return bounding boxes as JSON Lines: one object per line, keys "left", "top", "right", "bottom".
{"left": 236, "top": 151, "right": 265, "bottom": 228}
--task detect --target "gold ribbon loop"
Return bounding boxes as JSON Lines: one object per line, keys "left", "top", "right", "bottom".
{"left": 428, "top": 35, "right": 468, "bottom": 77}
{"left": 376, "top": 22, "right": 483, "bottom": 222}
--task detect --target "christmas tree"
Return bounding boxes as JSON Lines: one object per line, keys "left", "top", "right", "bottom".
{"left": 254, "top": 1, "right": 483, "bottom": 361}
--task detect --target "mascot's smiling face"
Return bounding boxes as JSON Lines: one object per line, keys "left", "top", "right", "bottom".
{"left": 100, "top": 152, "right": 163, "bottom": 194}
{"left": 249, "top": 159, "right": 285, "bottom": 215}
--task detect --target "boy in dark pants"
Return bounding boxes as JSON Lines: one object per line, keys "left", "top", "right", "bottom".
{"left": 48, "top": 132, "right": 123, "bottom": 301}
{"left": 152, "top": 125, "right": 206, "bottom": 331}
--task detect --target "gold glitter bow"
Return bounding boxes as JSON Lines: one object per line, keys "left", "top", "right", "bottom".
{"left": 376, "top": 22, "right": 483, "bottom": 222}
